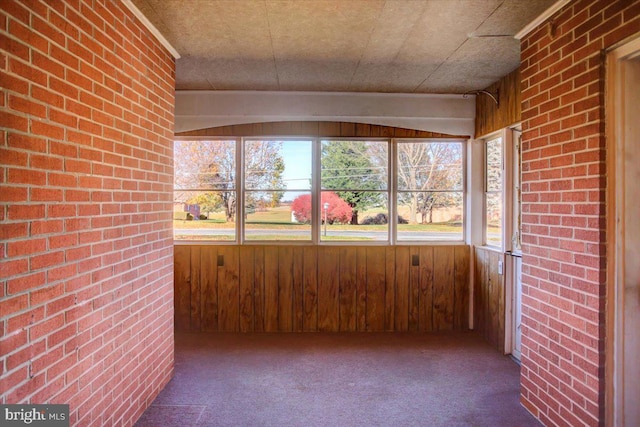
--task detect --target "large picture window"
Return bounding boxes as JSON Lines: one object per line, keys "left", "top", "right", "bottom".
{"left": 173, "top": 138, "right": 465, "bottom": 243}
{"left": 174, "top": 139, "right": 237, "bottom": 241}
{"left": 244, "top": 139, "right": 313, "bottom": 241}
{"left": 396, "top": 141, "right": 464, "bottom": 241}
{"left": 320, "top": 140, "right": 389, "bottom": 241}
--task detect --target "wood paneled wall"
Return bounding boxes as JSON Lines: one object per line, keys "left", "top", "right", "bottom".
{"left": 474, "top": 68, "right": 521, "bottom": 138}
{"left": 474, "top": 247, "right": 505, "bottom": 353}
{"left": 176, "top": 121, "right": 469, "bottom": 139}
{"left": 175, "top": 245, "right": 470, "bottom": 333}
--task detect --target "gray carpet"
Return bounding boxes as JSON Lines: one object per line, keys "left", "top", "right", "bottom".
{"left": 136, "top": 332, "right": 540, "bottom": 427}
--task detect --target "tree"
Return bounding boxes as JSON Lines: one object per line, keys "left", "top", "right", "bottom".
{"left": 397, "top": 142, "right": 462, "bottom": 223}
{"left": 321, "top": 140, "right": 386, "bottom": 225}
{"left": 245, "top": 141, "right": 286, "bottom": 213}
{"left": 174, "top": 140, "right": 235, "bottom": 219}
{"left": 485, "top": 137, "right": 502, "bottom": 226}
{"left": 185, "top": 192, "right": 222, "bottom": 216}
{"left": 291, "top": 192, "right": 352, "bottom": 224}
{"left": 174, "top": 140, "right": 285, "bottom": 222}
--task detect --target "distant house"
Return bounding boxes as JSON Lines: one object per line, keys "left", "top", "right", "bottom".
{"left": 184, "top": 204, "right": 200, "bottom": 219}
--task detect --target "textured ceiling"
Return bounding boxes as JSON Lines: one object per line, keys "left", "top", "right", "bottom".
{"left": 133, "top": 0, "right": 556, "bottom": 93}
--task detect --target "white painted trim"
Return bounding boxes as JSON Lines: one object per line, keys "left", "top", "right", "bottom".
{"left": 175, "top": 91, "right": 476, "bottom": 136}
{"left": 514, "top": 0, "right": 572, "bottom": 40}
{"left": 467, "top": 138, "right": 485, "bottom": 330}
{"left": 606, "top": 35, "right": 640, "bottom": 427}
{"left": 466, "top": 139, "right": 484, "bottom": 247}
{"left": 121, "top": 0, "right": 181, "bottom": 59}
{"left": 503, "top": 128, "right": 514, "bottom": 253}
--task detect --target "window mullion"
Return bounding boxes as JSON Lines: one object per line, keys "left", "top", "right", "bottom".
{"left": 390, "top": 139, "right": 396, "bottom": 244}
{"left": 238, "top": 137, "right": 245, "bottom": 244}
{"left": 312, "top": 138, "right": 320, "bottom": 244}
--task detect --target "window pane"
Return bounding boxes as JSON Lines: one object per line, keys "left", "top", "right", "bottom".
{"left": 395, "top": 141, "right": 464, "bottom": 241}
{"left": 486, "top": 192, "right": 502, "bottom": 247}
{"left": 397, "top": 142, "right": 463, "bottom": 191}
{"left": 245, "top": 140, "right": 312, "bottom": 190}
{"left": 397, "top": 191, "right": 463, "bottom": 241}
{"left": 174, "top": 140, "right": 235, "bottom": 190}
{"left": 173, "top": 190, "right": 236, "bottom": 240}
{"left": 320, "top": 191, "right": 388, "bottom": 242}
{"left": 321, "top": 140, "right": 388, "bottom": 190}
{"left": 486, "top": 137, "right": 502, "bottom": 192}
{"left": 174, "top": 140, "right": 236, "bottom": 241}
{"left": 245, "top": 191, "right": 311, "bottom": 241}
{"left": 321, "top": 140, "right": 388, "bottom": 242}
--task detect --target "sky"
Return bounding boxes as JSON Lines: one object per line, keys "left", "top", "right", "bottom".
{"left": 279, "top": 140, "right": 312, "bottom": 200}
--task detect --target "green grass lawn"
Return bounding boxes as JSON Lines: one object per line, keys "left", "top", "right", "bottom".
{"left": 174, "top": 205, "right": 463, "bottom": 236}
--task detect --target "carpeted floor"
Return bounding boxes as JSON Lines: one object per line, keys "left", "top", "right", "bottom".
{"left": 136, "top": 332, "right": 540, "bottom": 427}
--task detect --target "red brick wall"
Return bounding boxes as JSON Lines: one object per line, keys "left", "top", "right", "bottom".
{"left": 0, "top": 1, "right": 175, "bottom": 425}
{"left": 519, "top": 0, "right": 638, "bottom": 425}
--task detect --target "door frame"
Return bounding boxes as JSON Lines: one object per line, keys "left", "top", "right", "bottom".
{"left": 503, "top": 125, "right": 522, "bottom": 358}
{"left": 605, "top": 34, "right": 640, "bottom": 427}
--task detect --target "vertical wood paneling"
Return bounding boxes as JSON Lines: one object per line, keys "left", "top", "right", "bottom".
{"left": 475, "top": 248, "right": 487, "bottom": 336}
{"left": 384, "top": 246, "right": 396, "bottom": 331}
{"left": 218, "top": 246, "right": 239, "bottom": 332}
{"left": 339, "top": 247, "right": 357, "bottom": 332}
{"left": 394, "top": 246, "right": 410, "bottom": 331}
{"left": 475, "top": 68, "right": 521, "bottom": 138}
{"left": 454, "top": 246, "right": 470, "bottom": 330}
{"left": 200, "top": 246, "right": 218, "bottom": 332}
{"left": 318, "top": 121, "right": 341, "bottom": 137}
{"left": 175, "top": 245, "right": 470, "bottom": 333}
{"left": 302, "top": 246, "right": 318, "bottom": 331}
{"left": 292, "top": 248, "right": 304, "bottom": 332}
{"left": 340, "top": 122, "right": 356, "bottom": 136}
{"left": 190, "top": 246, "right": 202, "bottom": 330}
{"left": 264, "top": 247, "right": 279, "bottom": 332}
{"left": 355, "top": 123, "right": 371, "bottom": 137}
{"left": 489, "top": 251, "right": 505, "bottom": 350}
{"left": 408, "top": 247, "right": 420, "bottom": 331}
{"left": 474, "top": 247, "right": 505, "bottom": 352}
{"left": 254, "top": 246, "right": 265, "bottom": 332}
{"left": 278, "top": 246, "right": 294, "bottom": 332}
{"left": 433, "top": 246, "right": 455, "bottom": 330}
{"left": 356, "top": 247, "right": 367, "bottom": 331}
{"left": 487, "top": 252, "right": 499, "bottom": 346}
{"left": 177, "top": 121, "right": 467, "bottom": 139}
{"left": 174, "top": 246, "right": 191, "bottom": 330}
{"left": 318, "top": 247, "right": 340, "bottom": 331}
{"left": 239, "top": 246, "right": 255, "bottom": 332}
{"left": 366, "top": 247, "right": 386, "bottom": 331}
{"left": 419, "top": 246, "right": 434, "bottom": 331}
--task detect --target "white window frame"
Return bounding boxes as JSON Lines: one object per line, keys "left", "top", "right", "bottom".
{"left": 394, "top": 138, "right": 466, "bottom": 244}
{"left": 241, "top": 137, "right": 314, "bottom": 244}
{"left": 319, "top": 138, "right": 391, "bottom": 245}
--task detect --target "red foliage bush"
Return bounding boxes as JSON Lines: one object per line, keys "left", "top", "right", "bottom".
{"left": 291, "top": 192, "right": 352, "bottom": 224}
